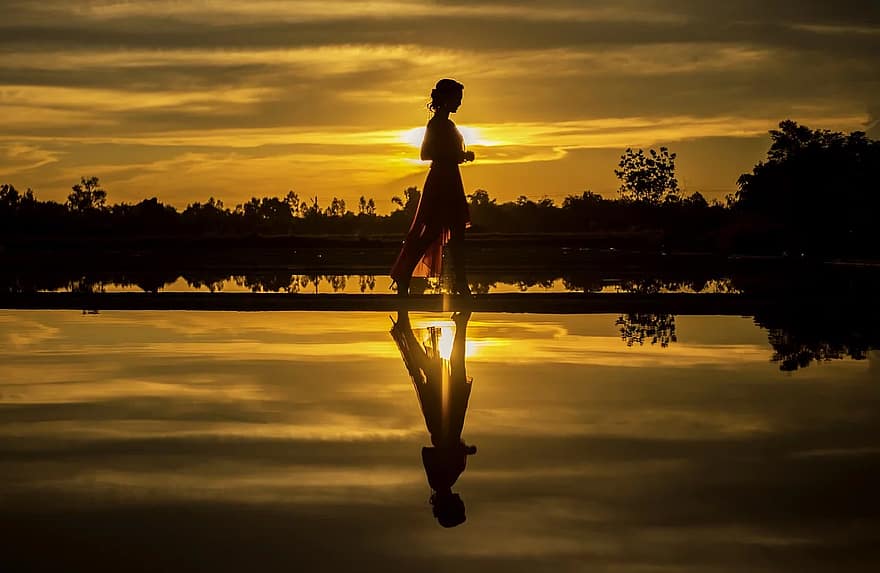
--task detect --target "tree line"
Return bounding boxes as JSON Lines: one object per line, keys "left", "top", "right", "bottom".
{"left": 2, "top": 120, "right": 878, "bottom": 255}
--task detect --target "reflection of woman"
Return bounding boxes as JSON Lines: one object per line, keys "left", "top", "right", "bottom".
{"left": 390, "top": 79, "right": 474, "bottom": 296}
{"left": 390, "top": 310, "right": 476, "bottom": 527}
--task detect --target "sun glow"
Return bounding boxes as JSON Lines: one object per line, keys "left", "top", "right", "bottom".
{"left": 398, "top": 125, "right": 493, "bottom": 149}
{"left": 415, "top": 320, "right": 478, "bottom": 359}
{"left": 437, "top": 326, "right": 454, "bottom": 360}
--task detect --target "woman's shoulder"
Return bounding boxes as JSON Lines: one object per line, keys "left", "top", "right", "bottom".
{"left": 427, "top": 116, "right": 455, "bottom": 128}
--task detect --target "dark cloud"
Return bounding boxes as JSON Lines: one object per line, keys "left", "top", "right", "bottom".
{"left": 0, "top": 1, "right": 878, "bottom": 54}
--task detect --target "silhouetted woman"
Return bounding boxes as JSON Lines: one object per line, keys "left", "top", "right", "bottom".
{"left": 390, "top": 79, "right": 474, "bottom": 296}
{"left": 390, "top": 310, "right": 476, "bottom": 527}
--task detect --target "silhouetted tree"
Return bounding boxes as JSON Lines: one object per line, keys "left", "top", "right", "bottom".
{"left": 301, "top": 196, "right": 322, "bottom": 218}
{"left": 0, "top": 184, "right": 35, "bottom": 211}
{"left": 392, "top": 186, "right": 421, "bottom": 213}
{"left": 467, "top": 189, "right": 494, "bottom": 207}
{"left": 285, "top": 190, "right": 301, "bottom": 217}
{"left": 562, "top": 191, "right": 602, "bottom": 209}
{"left": 355, "top": 194, "right": 378, "bottom": 216}
{"left": 112, "top": 197, "right": 179, "bottom": 235}
{"left": 325, "top": 197, "right": 347, "bottom": 217}
{"left": 235, "top": 195, "right": 298, "bottom": 233}
{"left": 683, "top": 191, "right": 709, "bottom": 208}
{"left": 182, "top": 197, "right": 231, "bottom": 234}
{"left": 615, "top": 147, "right": 679, "bottom": 204}
{"left": 733, "top": 120, "right": 880, "bottom": 255}
{"left": 67, "top": 176, "right": 107, "bottom": 213}
{"left": 537, "top": 196, "right": 555, "bottom": 208}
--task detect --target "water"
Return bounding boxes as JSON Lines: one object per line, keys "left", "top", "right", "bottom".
{"left": 1, "top": 311, "right": 877, "bottom": 571}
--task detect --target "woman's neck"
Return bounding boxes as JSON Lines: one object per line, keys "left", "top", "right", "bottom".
{"left": 434, "top": 109, "right": 450, "bottom": 120}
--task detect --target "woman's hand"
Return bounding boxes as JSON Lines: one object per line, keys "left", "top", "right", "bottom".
{"left": 463, "top": 150, "right": 475, "bottom": 162}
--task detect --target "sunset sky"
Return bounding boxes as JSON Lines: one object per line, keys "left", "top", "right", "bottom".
{"left": 1, "top": 0, "right": 878, "bottom": 211}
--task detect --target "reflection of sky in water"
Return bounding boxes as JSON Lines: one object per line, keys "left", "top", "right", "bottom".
{"left": 0, "top": 311, "right": 877, "bottom": 571}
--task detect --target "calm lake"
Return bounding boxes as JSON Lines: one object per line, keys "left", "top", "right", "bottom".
{"left": 1, "top": 310, "right": 877, "bottom": 571}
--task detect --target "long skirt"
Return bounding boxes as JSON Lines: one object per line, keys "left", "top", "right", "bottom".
{"left": 390, "top": 319, "right": 472, "bottom": 448}
{"left": 390, "top": 163, "right": 471, "bottom": 281}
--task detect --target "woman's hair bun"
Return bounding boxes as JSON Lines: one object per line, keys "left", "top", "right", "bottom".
{"left": 435, "top": 78, "right": 464, "bottom": 93}
{"left": 428, "top": 79, "right": 464, "bottom": 112}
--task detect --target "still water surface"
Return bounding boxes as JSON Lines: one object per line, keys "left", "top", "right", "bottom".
{"left": 1, "top": 311, "right": 877, "bottom": 571}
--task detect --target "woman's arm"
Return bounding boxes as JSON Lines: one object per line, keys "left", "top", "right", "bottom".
{"left": 421, "top": 120, "right": 474, "bottom": 164}
{"left": 420, "top": 126, "right": 434, "bottom": 161}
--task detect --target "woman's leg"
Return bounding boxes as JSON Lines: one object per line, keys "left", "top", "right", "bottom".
{"left": 395, "top": 226, "right": 439, "bottom": 295}
{"left": 448, "top": 225, "right": 469, "bottom": 295}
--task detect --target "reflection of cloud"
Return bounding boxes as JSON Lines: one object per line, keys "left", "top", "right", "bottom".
{"left": 0, "top": 314, "right": 60, "bottom": 349}
{"left": 0, "top": 375, "right": 267, "bottom": 405}
{"left": 2, "top": 309, "right": 879, "bottom": 570}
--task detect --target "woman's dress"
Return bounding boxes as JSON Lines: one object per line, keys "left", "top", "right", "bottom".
{"left": 390, "top": 116, "right": 471, "bottom": 280}
{"left": 390, "top": 315, "right": 473, "bottom": 449}
{"left": 390, "top": 311, "right": 475, "bottom": 523}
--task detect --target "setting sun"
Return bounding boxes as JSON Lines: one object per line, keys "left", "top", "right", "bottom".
{"left": 399, "top": 125, "right": 490, "bottom": 150}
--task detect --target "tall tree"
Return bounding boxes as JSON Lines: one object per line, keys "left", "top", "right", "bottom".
{"left": 614, "top": 147, "right": 679, "bottom": 205}
{"left": 66, "top": 176, "right": 107, "bottom": 213}
{"left": 734, "top": 120, "right": 880, "bottom": 254}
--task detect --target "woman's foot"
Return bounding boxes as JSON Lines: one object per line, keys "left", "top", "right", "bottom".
{"left": 395, "top": 279, "right": 410, "bottom": 297}
{"left": 452, "top": 310, "right": 472, "bottom": 325}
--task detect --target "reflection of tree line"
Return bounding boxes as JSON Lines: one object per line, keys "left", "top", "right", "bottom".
{"left": 3, "top": 269, "right": 875, "bottom": 372}
{"left": 755, "top": 312, "right": 874, "bottom": 372}
{"left": 616, "top": 314, "right": 677, "bottom": 348}
{"left": 615, "top": 312, "right": 875, "bottom": 373}
{"left": 614, "top": 310, "right": 876, "bottom": 371}
{"left": 0, "top": 270, "right": 739, "bottom": 296}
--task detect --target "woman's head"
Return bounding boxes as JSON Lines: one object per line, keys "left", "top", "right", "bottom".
{"left": 429, "top": 78, "right": 464, "bottom": 113}
{"left": 431, "top": 491, "right": 466, "bottom": 528}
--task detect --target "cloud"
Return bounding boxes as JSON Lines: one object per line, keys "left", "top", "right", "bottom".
{"left": 0, "top": 143, "right": 62, "bottom": 177}
{"left": 865, "top": 105, "right": 880, "bottom": 138}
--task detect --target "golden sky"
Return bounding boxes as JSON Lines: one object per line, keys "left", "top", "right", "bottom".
{"left": 1, "top": 0, "right": 878, "bottom": 210}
